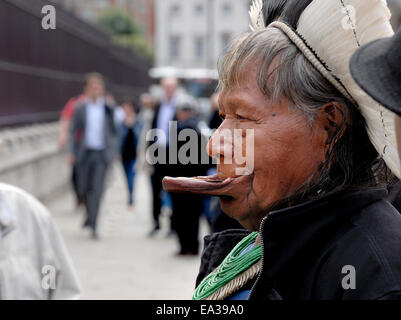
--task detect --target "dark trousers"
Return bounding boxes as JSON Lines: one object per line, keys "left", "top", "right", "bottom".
{"left": 151, "top": 164, "right": 165, "bottom": 229}
{"left": 171, "top": 193, "right": 203, "bottom": 254}
{"left": 78, "top": 150, "right": 108, "bottom": 232}
{"left": 72, "top": 164, "right": 81, "bottom": 203}
{"left": 122, "top": 158, "right": 136, "bottom": 205}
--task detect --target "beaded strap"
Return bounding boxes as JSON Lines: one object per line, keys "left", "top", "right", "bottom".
{"left": 269, "top": 21, "right": 356, "bottom": 105}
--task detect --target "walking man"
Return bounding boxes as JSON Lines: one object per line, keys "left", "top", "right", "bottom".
{"left": 68, "top": 73, "right": 118, "bottom": 239}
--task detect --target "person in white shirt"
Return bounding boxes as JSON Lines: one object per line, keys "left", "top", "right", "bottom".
{"left": 0, "top": 180, "right": 81, "bottom": 299}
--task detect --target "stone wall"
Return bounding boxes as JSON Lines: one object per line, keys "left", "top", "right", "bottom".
{"left": 0, "top": 122, "right": 70, "bottom": 201}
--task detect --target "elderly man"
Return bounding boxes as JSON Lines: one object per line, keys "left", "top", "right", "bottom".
{"left": 164, "top": 0, "right": 401, "bottom": 300}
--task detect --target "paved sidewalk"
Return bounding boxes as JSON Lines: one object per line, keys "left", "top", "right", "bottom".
{"left": 46, "top": 164, "right": 208, "bottom": 300}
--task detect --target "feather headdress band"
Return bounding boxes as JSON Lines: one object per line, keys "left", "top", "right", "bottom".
{"left": 248, "top": 0, "right": 400, "bottom": 179}
{"left": 249, "top": 0, "right": 265, "bottom": 31}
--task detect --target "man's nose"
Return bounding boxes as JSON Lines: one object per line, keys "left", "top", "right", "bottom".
{"left": 207, "top": 121, "right": 234, "bottom": 162}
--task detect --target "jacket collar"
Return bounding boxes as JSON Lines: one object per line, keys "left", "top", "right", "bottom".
{"left": 253, "top": 187, "right": 388, "bottom": 297}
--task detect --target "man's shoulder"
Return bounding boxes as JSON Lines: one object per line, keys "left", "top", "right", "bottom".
{"left": 315, "top": 200, "right": 401, "bottom": 299}
{"left": 0, "top": 183, "right": 51, "bottom": 221}
{"left": 345, "top": 198, "right": 401, "bottom": 268}
{"left": 0, "top": 183, "right": 38, "bottom": 203}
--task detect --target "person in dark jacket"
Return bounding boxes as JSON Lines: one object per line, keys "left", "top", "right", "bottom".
{"left": 169, "top": 96, "right": 208, "bottom": 255}
{"left": 163, "top": 0, "right": 401, "bottom": 300}
{"left": 148, "top": 77, "right": 178, "bottom": 236}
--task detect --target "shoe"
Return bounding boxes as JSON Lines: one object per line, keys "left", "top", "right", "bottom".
{"left": 174, "top": 250, "right": 199, "bottom": 257}
{"left": 174, "top": 251, "right": 186, "bottom": 257}
{"left": 91, "top": 231, "right": 100, "bottom": 241}
{"left": 165, "top": 230, "right": 176, "bottom": 238}
{"left": 128, "top": 196, "right": 133, "bottom": 207}
{"left": 82, "top": 219, "right": 90, "bottom": 229}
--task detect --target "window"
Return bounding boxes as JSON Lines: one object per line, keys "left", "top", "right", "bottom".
{"left": 140, "top": 3, "right": 147, "bottom": 15}
{"left": 170, "top": 3, "right": 181, "bottom": 16}
{"left": 221, "top": 3, "right": 232, "bottom": 15}
{"left": 170, "top": 36, "right": 181, "bottom": 60}
{"left": 194, "top": 36, "right": 204, "bottom": 59}
{"left": 194, "top": 3, "right": 204, "bottom": 15}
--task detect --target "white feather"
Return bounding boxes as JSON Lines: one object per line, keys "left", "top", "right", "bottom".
{"left": 249, "top": 0, "right": 265, "bottom": 31}
{"left": 295, "top": 0, "right": 399, "bottom": 178}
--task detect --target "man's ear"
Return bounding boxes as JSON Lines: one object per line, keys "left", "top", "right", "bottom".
{"left": 319, "top": 102, "right": 348, "bottom": 144}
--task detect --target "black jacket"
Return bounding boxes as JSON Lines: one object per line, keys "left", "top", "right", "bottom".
{"left": 196, "top": 188, "right": 401, "bottom": 300}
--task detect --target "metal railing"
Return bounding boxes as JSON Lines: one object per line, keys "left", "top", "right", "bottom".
{"left": 0, "top": 0, "right": 152, "bottom": 127}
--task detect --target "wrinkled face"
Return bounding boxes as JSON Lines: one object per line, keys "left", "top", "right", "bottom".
{"left": 206, "top": 65, "right": 329, "bottom": 230}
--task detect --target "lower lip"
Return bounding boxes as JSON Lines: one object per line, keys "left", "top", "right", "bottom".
{"left": 162, "top": 173, "right": 252, "bottom": 198}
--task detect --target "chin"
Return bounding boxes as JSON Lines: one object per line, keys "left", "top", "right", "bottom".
{"left": 219, "top": 197, "right": 262, "bottom": 231}
{"left": 219, "top": 196, "right": 239, "bottom": 216}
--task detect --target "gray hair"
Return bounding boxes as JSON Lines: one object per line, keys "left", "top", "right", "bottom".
{"left": 218, "top": 27, "right": 351, "bottom": 123}
{"left": 218, "top": 27, "right": 390, "bottom": 204}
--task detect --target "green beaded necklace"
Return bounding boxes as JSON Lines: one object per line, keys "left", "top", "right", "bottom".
{"left": 193, "top": 232, "right": 262, "bottom": 300}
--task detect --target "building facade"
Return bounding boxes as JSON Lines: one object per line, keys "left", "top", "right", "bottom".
{"left": 52, "top": 0, "right": 155, "bottom": 49}
{"left": 154, "top": 0, "right": 250, "bottom": 70}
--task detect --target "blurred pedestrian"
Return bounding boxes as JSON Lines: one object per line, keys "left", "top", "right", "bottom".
{"left": 0, "top": 137, "right": 81, "bottom": 299}
{"left": 68, "top": 73, "right": 118, "bottom": 240}
{"left": 169, "top": 96, "right": 208, "bottom": 255}
{"left": 148, "top": 77, "right": 178, "bottom": 236}
{"left": 118, "top": 100, "right": 141, "bottom": 207}
{"left": 136, "top": 93, "right": 157, "bottom": 173}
